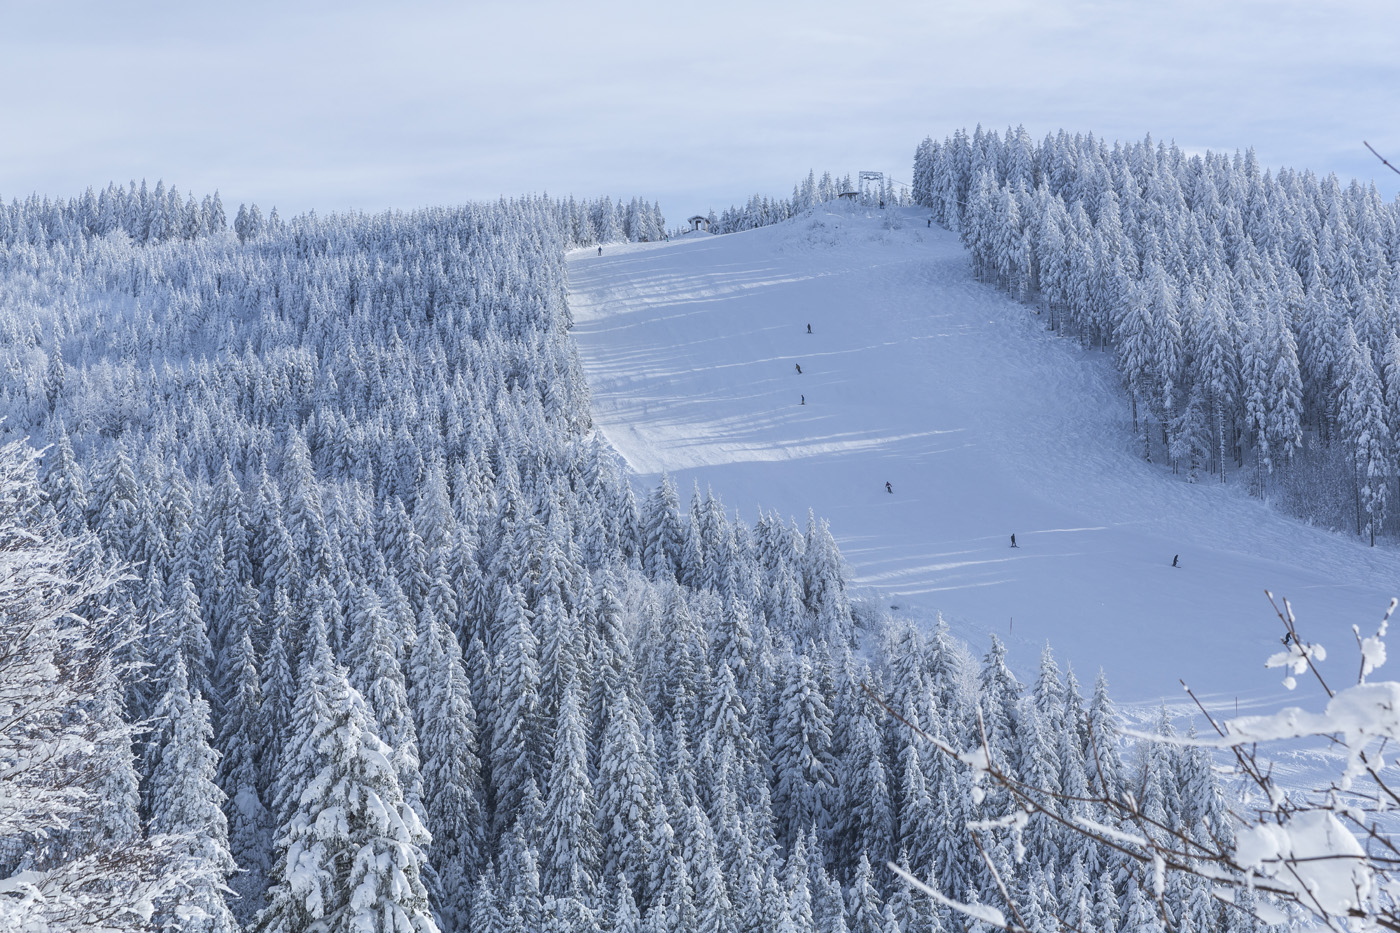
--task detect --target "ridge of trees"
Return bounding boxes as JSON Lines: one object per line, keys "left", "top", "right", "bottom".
{"left": 915, "top": 126, "right": 1400, "bottom": 543}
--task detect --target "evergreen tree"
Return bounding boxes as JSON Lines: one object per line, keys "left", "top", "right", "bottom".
{"left": 410, "top": 613, "right": 486, "bottom": 932}
{"left": 217, "top": 622, "right": 272, "bottom": 924}
{"left": 595, "top": 688, "right": 657, "bottom": 903}
{"left": 258, "top": 625, "right": 438, "bottom": 933}
{"left": 1085, "top": 671, "right": 1125, "bottom": 802}
{"left": 490, "top": 579, "right": 542, "bottom": 835}
{"left": 836, "top": 707, "right": 894, "bottom": 870}
{"left": 772, "top": 655, "right": 837, "bottom": 850}
{"left": 148, "top": 655, "right": 238, "bottom": 933}
{"left": 1337, "top": 321, "right": 1390, "bottom": 543}
{"left": 347, "top": 582, "right": 425, "bottom": 822}
{"left": 845, "top": 852, "right": 883, "bottom": 933}
{"left": 977, "top": 636, "right": 1023, "bottom": 778}
{"left": 539, "top": 679, "right": 600, "bottom": 898}
{"left": 642, "top": 474, "right": 685, "bottom": 581}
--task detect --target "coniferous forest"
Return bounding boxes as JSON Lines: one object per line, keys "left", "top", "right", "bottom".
{"left": 3, "top": 177, "right": 1255, "bottom": 933}
{"left": 915, "top": 128, "right": 1400, "bottom": 543}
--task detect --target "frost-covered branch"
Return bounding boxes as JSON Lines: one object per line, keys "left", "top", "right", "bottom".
{"left": 0, "top": 438, "right": 214, "bottom": 933}
{"left": 877, "top": 593, "right": 1400, "bottom": 933}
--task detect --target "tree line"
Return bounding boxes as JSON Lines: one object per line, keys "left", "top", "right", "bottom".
{"left": 914, "top": 126, "right": 1400, "bottom": 543}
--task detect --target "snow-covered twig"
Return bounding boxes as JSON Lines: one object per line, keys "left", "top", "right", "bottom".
{"left": 879, "top": 593, "right": 1400, "bottom": 933}
{"left": 887, "top": 860, "right": 1015, "bottom": 932}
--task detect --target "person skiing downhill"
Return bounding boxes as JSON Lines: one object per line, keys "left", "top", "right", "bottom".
{"left": 795, "top": 363, "right": 802, "bottom": 374}
{"left": 801, "top": 394, "right": 805, "bottom": 405}
{"left": 1010, "top": 534, "right": 1017, "bottom": 548}
{"left": 1172, "top": 554, "right": 1179, "bottom": 567}
{"left": 807, "top": 323, "right": 812, "bottom": 334}
{"left": 885, "top": 481, "right": 892, "bottom": 494}
{"left": 597, "top": 246, "right": 602, "bottom": 256}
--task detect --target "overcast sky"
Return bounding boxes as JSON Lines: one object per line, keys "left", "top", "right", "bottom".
{"left": 3, "top": 1, "right": 1397, "bottom": 220}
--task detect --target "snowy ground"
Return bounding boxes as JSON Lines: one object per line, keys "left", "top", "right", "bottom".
{"left": 566, "top": 203, "right": 1398, "bottom": 719}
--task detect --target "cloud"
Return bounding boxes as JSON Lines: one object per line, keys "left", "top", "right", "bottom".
{"left": 1, "top": 0, "right": 1396, "bottom": 216}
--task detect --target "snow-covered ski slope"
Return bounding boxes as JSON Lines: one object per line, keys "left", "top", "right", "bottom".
{"left": 567, "top": 203, "right": 1397, "bottom": 709}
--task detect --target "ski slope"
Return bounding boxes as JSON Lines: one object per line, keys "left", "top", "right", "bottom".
{"left": 566, "top": 203, "right": 1398, "bottom": 710}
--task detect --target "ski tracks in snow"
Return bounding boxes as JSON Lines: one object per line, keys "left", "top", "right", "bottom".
{"left": 568, "top": 204, "right": 1398, "bottom": 711}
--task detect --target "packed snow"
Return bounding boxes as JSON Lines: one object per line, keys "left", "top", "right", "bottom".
{"left": 567, "top": 201, "right": 1399, "bottom": 710}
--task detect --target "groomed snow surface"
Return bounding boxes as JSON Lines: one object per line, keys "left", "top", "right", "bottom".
{"left": 567, "top": 203, "right": 1398, "bottom": 714}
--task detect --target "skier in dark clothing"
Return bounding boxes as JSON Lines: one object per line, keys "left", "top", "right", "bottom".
{"left": 1172, "top": 554, "right": 1179, "bottom": 567}
{"left": 807, "top": 323, "right": 812, "bottom": 334}
{"left": 927, "top": 218, "right": 931, "bottom": 227}
{"left": 597, "top": 247, "right": 602, "bottom": 256}
{"left": 1010, "top": 534, "right": 1017, "bottom": 548}
{"left": 801, "top": 394, "right": 805, "bottom": 405}
{"left": 885, "top": 481, "right": 892, "bottom": 494}
{"left": 795, "top": 363, "right": 802, "bottom": 374}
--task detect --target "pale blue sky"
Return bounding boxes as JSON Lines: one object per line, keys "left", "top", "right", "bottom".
{"left": 2, "top": 0, "right": 1396, "bottom": 220}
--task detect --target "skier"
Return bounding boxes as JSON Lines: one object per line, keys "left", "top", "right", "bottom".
{"left": 801, "top": 394, "right": 805, "bottom": 405}
{"left": 807, "top": 323, "right": 812, "bottom": 334}
{"left": 927, "top": 218, "right": 931, "bottom": 227}
{"left": 597, "top": 246, "right": 602, "bottom": 256}
{"left": 1172, "top": 554, "right": 1179, "bottom": 568}
{"left": 1010, "top": 534, "right": 1017, "bottom": 548}
{"left": 795, "top": 363, "right": 802, "bottom": 374}
{"left": 885, "top": 481, "right": 892, "bottom": 494}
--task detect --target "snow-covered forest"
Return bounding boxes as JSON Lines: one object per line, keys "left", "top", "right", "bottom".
{"left": 0, "top": 179, "right": 1248, "bottom": 933}
{"left": 914, "top": 128, "right": 1400, "bottom": 542}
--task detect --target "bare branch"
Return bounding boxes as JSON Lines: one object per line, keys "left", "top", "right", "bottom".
{"left": 1365, "top": 141, "right": 1400, "bottom": 177}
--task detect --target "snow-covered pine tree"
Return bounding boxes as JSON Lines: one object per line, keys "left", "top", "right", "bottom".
{"left": 258, "top": 622, "right": 437, "bottom": 933}
{"left": 1336, "top": 321, "right": 1391, "bottom": 543}
{"left": 490, "top": 579, "right": 542, "bottom": 837}
{"left": 409, "top": 612, "right": 485, "bottom": 932}
{"left": 772, "top": 654, "right": 837, "bottom": 851}
{"left": 539, "top": 678, "right": 600, "bottom": 898}
{"left": 216, "top": 614, "right": 272, "bottom": 924}
{"left": 147, "top": 654, "right": 238, "bottom": 933}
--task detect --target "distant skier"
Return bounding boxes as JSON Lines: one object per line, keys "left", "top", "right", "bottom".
{"left": 795, "top": 363, "right": 802, "bottom": 374}
{"left": 597, "top": 246, "right": 602, "bottom": 256}
{"left": 801, "top": 394, "right": 805, "bottom": 405}
{"left": 885, "top": 481, "right": 893, "bottom": 494}
{"left": 927, "top": 218, "right": 931, "bottom": 227}
{"left": 1010, "top": 534, "right": 1017, "bottom": 548}
{"left": 1172, "top": 554, "right": 1179, "bottom": 567}
{"left": 807, "top": 323, "right": 812, "bottom": 334}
